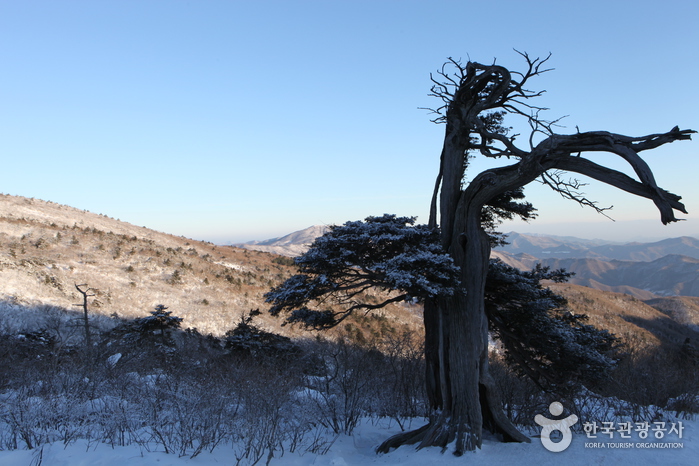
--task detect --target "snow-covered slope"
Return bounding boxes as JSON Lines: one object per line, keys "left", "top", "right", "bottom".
{"left": 0, "top": 194, "right": 297, "bottom": 336}
{"left": 1, "top": 416, "right": 696, "bottom": 465}
{"left": 235, "top": 225, "right": 330, "bottom": 256}
{"left": 0, "top": 194, "right": 422, "bottom": 338}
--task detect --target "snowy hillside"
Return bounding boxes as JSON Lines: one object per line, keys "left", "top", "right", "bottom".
{"left": 0, "top": 194, "right": 422, "bottom": 337}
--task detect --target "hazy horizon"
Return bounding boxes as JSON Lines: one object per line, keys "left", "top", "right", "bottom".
{"left": 5, "top": 191, "right": 695, "bottom": 246}
{"left": 212, "top": 217, "right": 699, "bottom": 246}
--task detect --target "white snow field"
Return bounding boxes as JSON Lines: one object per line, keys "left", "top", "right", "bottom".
{"left": 0, "top": 416, "right": 696, "bottom": 466}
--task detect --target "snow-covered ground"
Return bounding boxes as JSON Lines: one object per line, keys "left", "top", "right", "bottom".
{"left": 1, "top": 417, "right": 696, "bottom": 465}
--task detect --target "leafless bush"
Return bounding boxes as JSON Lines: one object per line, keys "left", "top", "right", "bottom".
{"left": 0, "top": 384, "right": 98, "bottom": 450}
{"left": 489, "top": 351, "right": 549, "bottom": 427}
{"left": 139, "top": 374, "right": 237, "bottom": 457}
{"left": 302, "top": 339, "right": 381, "bottom": 435}
{"left": 11, "top": 314, "right": 697, "bottom": 462}
{"left": 489, "top": 338, "right": 699, "bottom": 433}
{"left": 371, "top": 331, "right": 427, "bottom": 429}
{"left": 599, "top": 337, "right": 699, "bottom": 412}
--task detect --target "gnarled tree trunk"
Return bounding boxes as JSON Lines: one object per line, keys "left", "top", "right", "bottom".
{"left": 378, "top": 54, "right": 694, "bottom": 455}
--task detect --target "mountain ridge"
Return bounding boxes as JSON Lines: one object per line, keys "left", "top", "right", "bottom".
{"left": 496, "top": 231, "right": 699, "bottom": 261}
{"left": 234, "top": 225, "right": 330, "bottom": 256}
{"left": 242, "top": 226, "right": 699, "bottom": 299}
{"left": 499, "top": 254, "right": 699, "bottom": 298}
{"left": 1, "top": 194, "right": 697, "bottom": 350}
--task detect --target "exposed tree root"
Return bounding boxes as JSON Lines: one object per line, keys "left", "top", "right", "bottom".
{"left": 377, "top": 382, "right": 530, "bottom": 455}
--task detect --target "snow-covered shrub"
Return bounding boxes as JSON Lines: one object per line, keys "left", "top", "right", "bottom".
{"left": 138, "top": 374, "right": 238, "bottom": 457}
{"left": 599, "top": 336, "right": 699, "bottom": 410}
{"left": 223, "top": 309, "right": 299, "bottom": 358}
{"left": 666, "top": 393, "right": 699, "bottom": 419}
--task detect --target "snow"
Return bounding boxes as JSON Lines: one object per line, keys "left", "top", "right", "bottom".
{"left": 0, "top": 417, "right": 696, "bottom": 465}
{"left": 215, "top": 261, "right": 245, "bottom": 271}
{"left": 106, "top": 353, "right": 122, "bottom": 366}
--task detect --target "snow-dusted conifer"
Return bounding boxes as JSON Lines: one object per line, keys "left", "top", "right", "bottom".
{"left": 224, "top": 309, "right": 298, "bottom": 357}
{"left": 265, "top": 214, "right": 460, "bottom": 329}
{"left": 130, "top": 304, "right": 183, "bottom": 347}
{"left": 266, "top": 213, "right": 620, "bottom": 394}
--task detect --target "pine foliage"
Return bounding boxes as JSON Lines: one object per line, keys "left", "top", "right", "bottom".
{"left": 132, "top": 304, "right": 183, "bottom": 335}
{"left": 224, "top": 309, "right": 298, "bottom": 357}
{"left": 481, "top": 188, "right": 536, "bottom": 247}
{"left": 266, "top": 214, "right": 460, "bottom": 329}
{"left": 267, "top": 214, "right": 622, "bottom": 394}
{"left": 109, "top": 304, "right": 184, "bottom": 349}
{"left": 486, "top": 260, "right": 621, "bottom": 393}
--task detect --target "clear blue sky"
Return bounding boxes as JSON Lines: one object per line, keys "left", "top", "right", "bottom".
{"left": 2, "top": 1, "right": 697, "bottom": 243}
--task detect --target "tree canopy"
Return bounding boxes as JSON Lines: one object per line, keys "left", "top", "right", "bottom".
{"left": 266, "top": 214, "right": 460, "bottom": 329}
{"left": 267, "top": 214, "right": 620, "bottom": 394}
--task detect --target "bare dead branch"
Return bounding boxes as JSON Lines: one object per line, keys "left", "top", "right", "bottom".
{"left": 552, "top": 156, "right": 687, "bottom": 224}
{"left": 539, "top": 171, "right": 614, "bottom": 219}
{"left": 74, "top": 283, "right": 95, "bottom": 349}
{"left": 522, "top": 128, "right": 693, "bottom": 223}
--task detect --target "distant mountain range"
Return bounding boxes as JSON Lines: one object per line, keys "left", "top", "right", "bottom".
{"left": 496, "top": 232, "right": 699, "bottom": 261}
{"left": 491, "top": 232, "right": 699, "bottom": 299}
{"left": 492, "top": 252, "right": 699, "bottom": 299}
{"left": 240, "top": 227, "right": 699, "bottom": 299}
{"left": 0, "top": 194, "right": 696, "bottom": 349}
